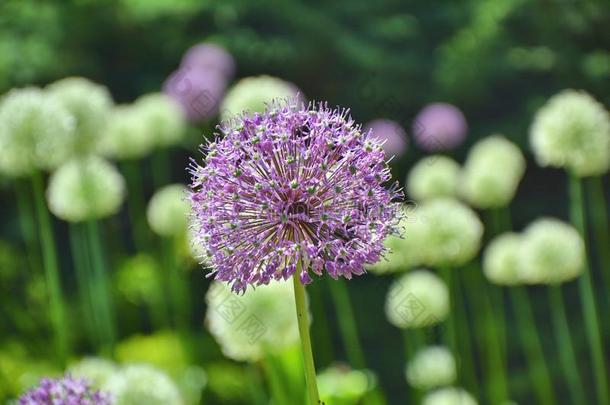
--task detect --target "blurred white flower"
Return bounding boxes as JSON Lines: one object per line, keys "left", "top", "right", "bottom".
{"left": 422, "top": 387, "right": 478, "bottom": 405}
{"left": 68, "top": 357, "right": 118, "bottom": 388}
{"left": 385, "top": 270, "right": 449, "bottom": 329}
{"left": 101, "top": 105, "right": 153, "bottom": 160}
{"left": 46, "top": 156, "right": 126, "bottom": 222}
{"left": 134, "top": 93, "right": 186, "bottom": 148}
{"left": 530, "top": 90, "right": 610, "bottom": 177}
{"left": 318, "top": 365, "right": 375, "bottom": 402}
{"left": 406, "top": 346, "right": 456, "bottom": 390}
{"left": 147, "top": 184, "right": 189, "bottom": 237}
{"left": 407, "top": 156, "right": 461, "bottom": 201}
{"left": 483, "top": 232, "right": 523, "bottom": 286}
{"left": 103, "top": 364, "right": 183, "bottom": 405}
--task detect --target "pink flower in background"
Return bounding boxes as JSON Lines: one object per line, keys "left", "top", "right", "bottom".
{"left": 181, "top": 43, "right": 236, "bottom": 79}
{"left": 412, "top": 103, "right": 468, "bottom": 151}
{"left": 364, "top": 119, "right": 408, "bottom": 158}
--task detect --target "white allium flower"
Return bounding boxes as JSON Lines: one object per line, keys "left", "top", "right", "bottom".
{"left": 530, "top": 90, "right": 610, "bottom": 177}
{"left": 519, "top": 218, "right": 585, "bottom": 284}
{"left": 406, "top": 346, "right": 456, "bottom": 390}
{"left": 409, "top": 198, "right": 483, "bottom": 267}
{"left": 68, "top": 357, "right": 118, "bottom": 388}
{"left": 147, "top": 184, "right": 189, "bottom": 237}
{"left": 483, "top": 233, "right": 523, "bottom": 286}
{"left": 46, "top": 156, "right": 126, "bottom": 222}
{"left": 460, "top": 135, "right": 526, "bottom": 208}
{"left": 103, "top": 364, "right": 183, "bottom": 405}
{"left": 219, "top": 75, "right": 301, "bottom": 121}
{"left": 100, "top": 105, "right": 153, "bottom": 160}
{"left": 46, "top": 77, "right": 113, "bottom": 155}
{"left": 205, "top": 281, "right": 301, "bottom": 362}
{"left": 318, "top": 365, "right": 374, "bottom": 401}
{"left": 407, "top": 156, "right": 461, "bottom": 201}
{"left": 422, "top": 387, "right": 478, "bottom": 405}
{"left": 134, "top": 93, "right": 186, "bottom": 148}
{"left": 385, "top": 270, "right": 449, "bottom": 329}
{"left": 0, "top": 87, "right": 75, "bottom": 177}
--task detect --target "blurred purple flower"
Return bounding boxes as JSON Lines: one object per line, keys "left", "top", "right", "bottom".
{"left": 364, "top": 119, "right": 408, "bottom": 158}
{"left": 19, "top": 375, "right": 111, "bottom": 405}
{"left": 412, "top": 103, "right": 468, "bottom": 151}
{"left": 163, "top": 67, "right": 227, "bottom": 122}
{"left": 189, "top": 100, "right": 402, "bottom": 293}
{"left": 181, "top": 43, "right": 236, "bottom": 79}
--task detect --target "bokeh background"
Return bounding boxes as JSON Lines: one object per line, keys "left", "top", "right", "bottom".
{"left": 1, "top": 0, "right": 609, "bottom": 404}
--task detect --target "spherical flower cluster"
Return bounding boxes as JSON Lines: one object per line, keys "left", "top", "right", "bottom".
{"left": 407, "top": 156, "right": 461, "bottom": 201}
{"left": 408, "top": 198, "right": 483, "bottom": 267}
{"left": 219, "top": 75, "right": 302, "bottom": 121}
{"left": 460, "top": 135, "right": 526, "bottom": 208}
{"left": 482, "top": 233, "right": 523, "bottom": 286}
{"left": 147, "top": 184, "right": 189, "bottom": 237}
{"left": 317, "top": 365, "right": 374, "bottom": 402}
{"left": 134, "top": 93, "right": 186, "bottom": 148}
{"left": 46, "top": 156, "right": 126, "bottom": 222}
{"left": 205, "top": 281, "right": 301, "bottom": 361}
{"left": 19, "top": 375, "right": 112, "bottom": 405}
{"left": 0, "top": 87, "right": 75, "bottom": 177}
{"left": 190, "top": 101, "right": 402, "bottom": 292}
{"left": 68, "top": 358, "right": 118, "bottom": 389}
{"left": 519, "top": 218, "right": 584, "bottom": 284}
{"left": 101, "top": 105, "right": 153, "bottom": 160}
{"left": 412, "top": 103, "right": 468, "bottom": 152}
{"left": 363, "top": 119, "right": 408, "bottom": 158}
{"left": 406, "top": 346, "right": 456, "bottom": 390}
{"left": 46, "top": 77, "right": 113, "bottom": 156}
{"left": 530, "top": 90, "right": 610, "bottom": 177}
{"left": 422, "top": 387, "right": 478, "bottom": 405}
{"left": 103, "top": 364, "right": 182, "bottom": 405}
{"left": 181, "top": 43, "right": 236, "bottom": 79}
{"left": 385, "top": 270, "right": 449, "bottom": 329}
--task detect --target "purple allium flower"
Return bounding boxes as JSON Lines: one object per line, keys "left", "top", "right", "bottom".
{"left": 189, "top": 100, "right": 402, "bottom": 293}
{"left": 363, "top": 119, "right": 408, "bottom": 158}
{"left": 181, "top": 43, "right": 236, "bottom": 79}
{"left": 412, "top": 103, "right": 468, "bottom": 151}
{"left": 163, "top": 67, "right": 227, "bottom": 122}
{"left": 19, "top": 375, "right": 112, "bottom": 405}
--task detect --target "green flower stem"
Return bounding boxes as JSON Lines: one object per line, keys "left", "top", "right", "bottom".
{"left": 588, "top": 176, "right": 610, "bottom": 292}
{"left": 14, "top": 180, "right": 36, "bottom": 248}
{"left": 327, "top": 278, "right": 366, "bottom": 368}
{"left": 162, "top": 236, "right": 190, "bottom": 330}
{"left": 292, "top": 271, "right": 320, "bottom": 405}
{"left": 438, "top": 267, "right": 457, "bottom": 355}
{"left": 548, "top": 285, "right": 586, "bottom": 405}
{"left": 121, "top": 161, "right": 150, "bottom": 252}
{"left": 85, "top": 219, "right": 116, "bottom": 353}
{"left": 262, "top": 357, "right": 291, "bottom": 405}
{"left": 246, "top": 364, "right": 268, "bottom": 405}
{"left": 31, "top": 171, "right": 69, "bottom": 364}
{"left": 152, "top": 149, "right": 171, "bottom": 188}
{"left": 453, "top": 267, "right": 478, "bottom": 396}
{"left": 509, "top": 287, "right": 554, "bottom": 405}
{"left": 402, "top": 328, "right": 425, "bottom": 404}
{"left": 569, "top": 175, "right": 609, "bottom": 405}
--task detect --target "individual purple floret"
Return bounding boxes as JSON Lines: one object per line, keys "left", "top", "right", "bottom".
{"left": 189, "top": 100, "right": 402, "bottom": 293}
{"left": 363, "top": 119, "right": 408, "bottom": 158}
{"left": 180, "top": 43, "right": 236, "bottom": 79}
{"left": 412, "top": 102, "right": 468, "bottom": 151}
{"left": 19, "top": 375, "right": 112, "bottom": 405}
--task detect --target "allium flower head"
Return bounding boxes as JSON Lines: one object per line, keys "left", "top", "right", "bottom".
{"left": 219, "top": 76, "right": 302, "bottom": 121}
{"left": 317, "top": 365, "right": 375, "bottom": 402}
{"left": 134, "top": 93, "right": 186, "bottom": 148}
{"left": 19, "top": 375, "right": 112, "bottom": 405}
{"left": 407, "top": 156, "right": 461, "bottom": 201}
{"left": 385, "top": 270, "right": 449, "bottom": 329}
{"left": 147, "top": 184, "right": 189, "bottom": 237}
{"left": 46, "top": 156, "right": 126, "bottom": 222}
{"left": 205, "top": 281, "right": 301, "bottom": 361}
{"left": 181, "top": 43, "right": 236, "bottom": 79}
{"left": 413, "top": 103, "right": 468, "bottom": 152}
{"left": 46, "top": 77, "right": 113, "bottom": 155}
{"left": 190, "top": 101, "right": 402, "bottom": 292}
{"left": 409, "top": 198, "right": 483, "bottom": 267}
{"left": 68, "top": 358, "right": 118, "bottom": 389}
{"left": 520, "top": 218, "right": 585, "bottom": 284}
{"left": 530, "top": 90, "right": 610, "bottom": 177}
{"left": 363, "top": 119, "right": 408, "bottom": 158}
{"left": 103, "top": 364, "right": 182, "bottom": 405}
{"left": 406, "top": 346, "right": 456, "bottom": 390}
{"left": 461, "top": 135, "right": 526, "bottom": 208}
{"left": 483, "top": 232, "right": 523, "bottom": 286}
{"left": 422, "top": 387, "right": 478, "bottom": 405}
{"left": 0, "top": 87, "right": 75, "bottom": 177}
{"left": 101, "top": 105, "right": 153, "bottom": 160}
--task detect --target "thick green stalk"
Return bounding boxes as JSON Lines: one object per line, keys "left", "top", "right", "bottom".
{"left": 569, "top": 175, "right": 609, "bottom": 405}
{"left": 31, "top": 171, "right": 69, "bottom": 364}
{"left": 548, "top": 285, "right": 586, "bottom": 405}
{"left": 588, "top": 176, "right": 610, "bottom": 291}
{"left": 162, "top": 236, "right": 190, "bottom": 330}
{"left": 327, "top": 278, "right": 366, "bottom": 368}
{"left": 452, "top": 268, "right": 478, "bottom": 396}
{"left": 438, "top": 267, "right": 457, "bottom": 355}
{"left": 292, "top": 272, "right": 320, "bottom": 405}
{"left": 262, "top": 358, "right": 291, "bottom": 405}
{"left": 480, "top": 281, "right": 508, "bottom": 403}
{"left": 121, "top": 160, "right": 150, "bottom": 251}
{"left": 509, "top": 287, "right": 554, "bottom": 405}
